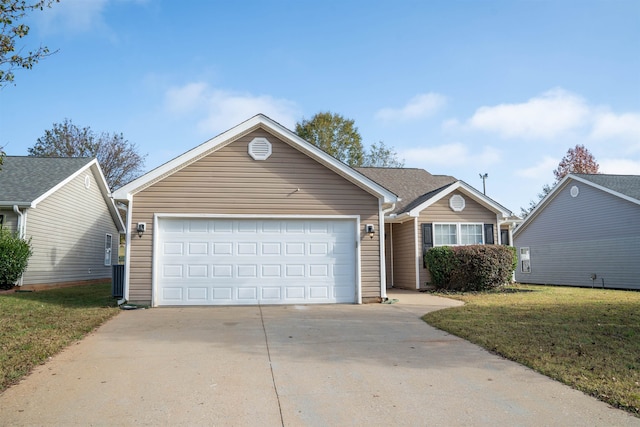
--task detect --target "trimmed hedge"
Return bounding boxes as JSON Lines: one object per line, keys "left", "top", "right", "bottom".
{"left": 0, "top": 229, "right": 32, "bottom": 290}
{"left": 425, "top": 245, "right": 516, "bottom": 291}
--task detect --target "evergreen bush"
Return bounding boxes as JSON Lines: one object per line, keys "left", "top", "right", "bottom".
{"left": 0, "top": 229, "right": 32, "bottom": 290}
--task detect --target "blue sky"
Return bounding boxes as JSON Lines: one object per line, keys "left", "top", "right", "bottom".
{"left": 1, "top": 0, "right": 638, "bottom": 213}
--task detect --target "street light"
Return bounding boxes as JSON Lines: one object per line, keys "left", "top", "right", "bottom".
{"left": 479, "top": 173, "right": 488, "bottom": 195}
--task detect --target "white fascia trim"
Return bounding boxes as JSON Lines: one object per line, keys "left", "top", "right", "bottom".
{"left": 513, "top": 176, "right": 568, "bottom": 237}
{"left": 29, "top": 159, "right": 125, "bottom": 232}
{"left": 407, "top": 181, "right": 512, "bottom": 218}
{"left": 569, "top": 174, "right": 640, "bottom": 207}
{"left": 31, "top": 159, "right": 96, "bottom": 207}
{"left": 514, "top": 174, "right": 640, "bottom": 237}
{"left": 113, "top": 114, "right": 398, "bottom": 204}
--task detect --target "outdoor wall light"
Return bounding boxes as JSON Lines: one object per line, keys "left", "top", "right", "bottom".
{"left": 136, "top": 222, "right": 146, "bottom": 238}
{"left": 365, "top": 224, "right": 375, "bottom": 239}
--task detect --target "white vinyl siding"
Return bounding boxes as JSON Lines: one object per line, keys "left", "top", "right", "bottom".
{"left": 21, "top": 169, "right": 120, "bottom": 285}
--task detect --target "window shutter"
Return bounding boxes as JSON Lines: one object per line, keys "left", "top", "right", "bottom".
{"left": 422, "top": 223, "right": 433, "bottom": 268}
{"left": 484, "top": 224, "right": 495, "bottom": 244}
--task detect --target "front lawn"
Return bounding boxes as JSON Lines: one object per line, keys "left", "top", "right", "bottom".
{"left": 0, "top": 283, "right": 120, "bottom": 392}
{"left": 423, "top": 284, "right": 640, "bottom": 416}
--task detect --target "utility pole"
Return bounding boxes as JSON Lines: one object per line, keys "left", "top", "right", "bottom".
{"left": 479, "top": 173, "right": 488, "bottom": 195}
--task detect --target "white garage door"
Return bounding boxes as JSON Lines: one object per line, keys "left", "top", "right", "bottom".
{"left": 155, "top": 218, "right": 357, "bottom": 306}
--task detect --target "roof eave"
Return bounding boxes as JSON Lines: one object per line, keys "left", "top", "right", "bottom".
{"left": 112, "top": 114, "right": 398, "bottom": 204}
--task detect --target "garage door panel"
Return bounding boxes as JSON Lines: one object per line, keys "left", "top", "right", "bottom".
{"left": 156, "top": 218, "right": 357, "bottom": 305}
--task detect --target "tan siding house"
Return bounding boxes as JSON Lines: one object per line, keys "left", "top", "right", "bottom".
{"left": 113, "top": 115, "right": 397, "bottom": 306}
{"left": 357, "top": 168, "right": 518, "bottom": 290}
{"left": 0, "top": 157, "right": 125, "bottom": 289}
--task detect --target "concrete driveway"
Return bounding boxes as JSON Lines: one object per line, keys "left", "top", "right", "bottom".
{"left": 1, "top": 290, "right": 638, "bottom": 426}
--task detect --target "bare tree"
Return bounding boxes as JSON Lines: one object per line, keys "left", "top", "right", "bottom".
{"left": 553, "top": 144, "right": 599, "bottom": 182}
{"left": 28, "top": 119, "right": 147, "bottom": 189}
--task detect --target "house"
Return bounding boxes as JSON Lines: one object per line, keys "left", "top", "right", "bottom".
{"left": 355, "top": 168, "right": 518, "bottom": 290}
{"left": 112, "top": 115, "right": 398, "bottom": 306}
{"left": 513, "top": 173, "right": 640, "bottom": 290}
{"left": 0, "top": 156, "right": 125, "bottom": 289}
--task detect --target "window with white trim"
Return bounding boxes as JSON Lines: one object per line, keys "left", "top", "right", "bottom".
{"left": 433, "top": 223, "right": 484, "bottom": 246}
{"left": 520, "top": 247, "right": 531, "bottom": 273}
{"left": 104, "top": 234, "right": 113, "bottom": 266}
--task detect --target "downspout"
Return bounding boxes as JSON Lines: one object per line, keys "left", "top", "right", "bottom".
{"left": 12, "top": 205, "right": 25, "bottom": 287}
{"left": 379, "top": 202, "right": 396, "bottom": 300}
{"left": 121, "top": 197, "right": 133, "bottom": 305}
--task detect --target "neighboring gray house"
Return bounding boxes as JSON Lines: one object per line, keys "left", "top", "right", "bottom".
{"left": 513, "top": 173, "right": 640, "bottom": 290}
{"left": 0, "top": 156, "right": 125, "bottom": 289}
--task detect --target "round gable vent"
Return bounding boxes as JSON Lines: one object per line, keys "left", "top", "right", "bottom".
{"left": 248, "top": 137, "right": 272, "bottom": 160}
{"left": 449, "top": 194, "right": 465, "bottom": 212}
{"left": 570, "top": 185, "right": 579, "bottom": 198}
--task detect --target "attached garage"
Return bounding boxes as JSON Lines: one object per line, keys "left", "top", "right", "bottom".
{"left": 113, "top": 114, "right": 397, "bottom": 307}
{"left": 155, "top": 217, "right": 357, "bottom": 305}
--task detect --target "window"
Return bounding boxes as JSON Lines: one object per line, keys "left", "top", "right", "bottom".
{"left": 433, "top": 223, "right": 485, "bottom": 246}
{"left": 104, "top": 234, "right": 113, "bottom": 266}
{"left": 520, "top": 247, "right": 531, "bottom": 273}
{"left": 460, "top": 224, "right": 483, "bottom": 245}
{"left": 434, "top": 224, "right": 457, "bottom": 245}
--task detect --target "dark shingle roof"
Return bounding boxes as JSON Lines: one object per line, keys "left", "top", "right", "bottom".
{"left": 355, "top": 167, "right": 457, "bottom": 214}
{"left": 0, "top": 156, "right": 94, "bottom": 205}
{"left": 573, "top": 174, "right": 640, "bottom": 202}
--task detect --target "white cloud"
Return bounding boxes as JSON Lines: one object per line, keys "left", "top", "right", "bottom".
{"left": 401, "top": 142, "right": 501, "bottom": 167}
{"left": 599, "top": 158, "right": 640, "bottom": 175}
{"left": 590, "top": 112, "right": 640, "bottom": 144}
{"left": 468, "top": 88, "right": 590, "bottom": 139}
{"left": 37, "top": 0, "right": 148, "bottom": 35}
{"left": 515, "top": 156, "right": 558, "bottom": 179}
{"left": 163, "top": 82, "right": 300, "bottom": 134}
{"left": 37, "top": 0, "right": 109, "bottom": 33}
{"left": 375, "top": 93, "right": 447, "bottom": 122}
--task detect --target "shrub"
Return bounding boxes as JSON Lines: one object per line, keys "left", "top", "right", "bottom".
{"left": 0, "top": 229, "right": 32, "bottom": 290}
{"left": 424, "top": 246, "right": 458, "bottom": 288}
{"left": 425, "top": 245, "right": 515, "bottom": 291}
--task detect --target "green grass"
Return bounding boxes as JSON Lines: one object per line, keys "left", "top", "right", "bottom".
{"left": 423, "top": 284, "right": 640, "bottom": 416}
{"left": 0, "top": 283, "right": 120, "bottom": 392}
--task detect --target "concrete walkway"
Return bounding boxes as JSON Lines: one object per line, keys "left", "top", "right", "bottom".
{"left": 0, "top": 291, "right": 637, "bottom": 426}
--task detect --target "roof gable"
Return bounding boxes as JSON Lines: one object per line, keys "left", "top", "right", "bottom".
{"left": 0, "top": 156, "right": 124, "bottom": 232}
{"left": 112, "top": 114, "right": 397, "bottom": 203}
{"left": 514, "top": 173, "right": 640, "bottom": 237}
{"left": 0, "top": 156, "right": 94, "bottom": 206}
{"left": 572, "top": 174, "right": 640, "bottom": 202}
{"left": 355, "top": 167, "right": 512, "bottom": 218}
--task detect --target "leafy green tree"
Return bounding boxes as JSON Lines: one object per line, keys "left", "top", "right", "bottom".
{"left": 0, "top": 0, "right": 59, "bottom": 87}
{"left": 295, "top": 112, "right": 365, "bottom": 166}
{"left": 28, "top": 119, "right": 147, "bottom": 189}
{"left": 295, "top": 112, "right": 404, "bottom": 168}
{"left": 361, "top": 141, "right": 405, "bottom": 168}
